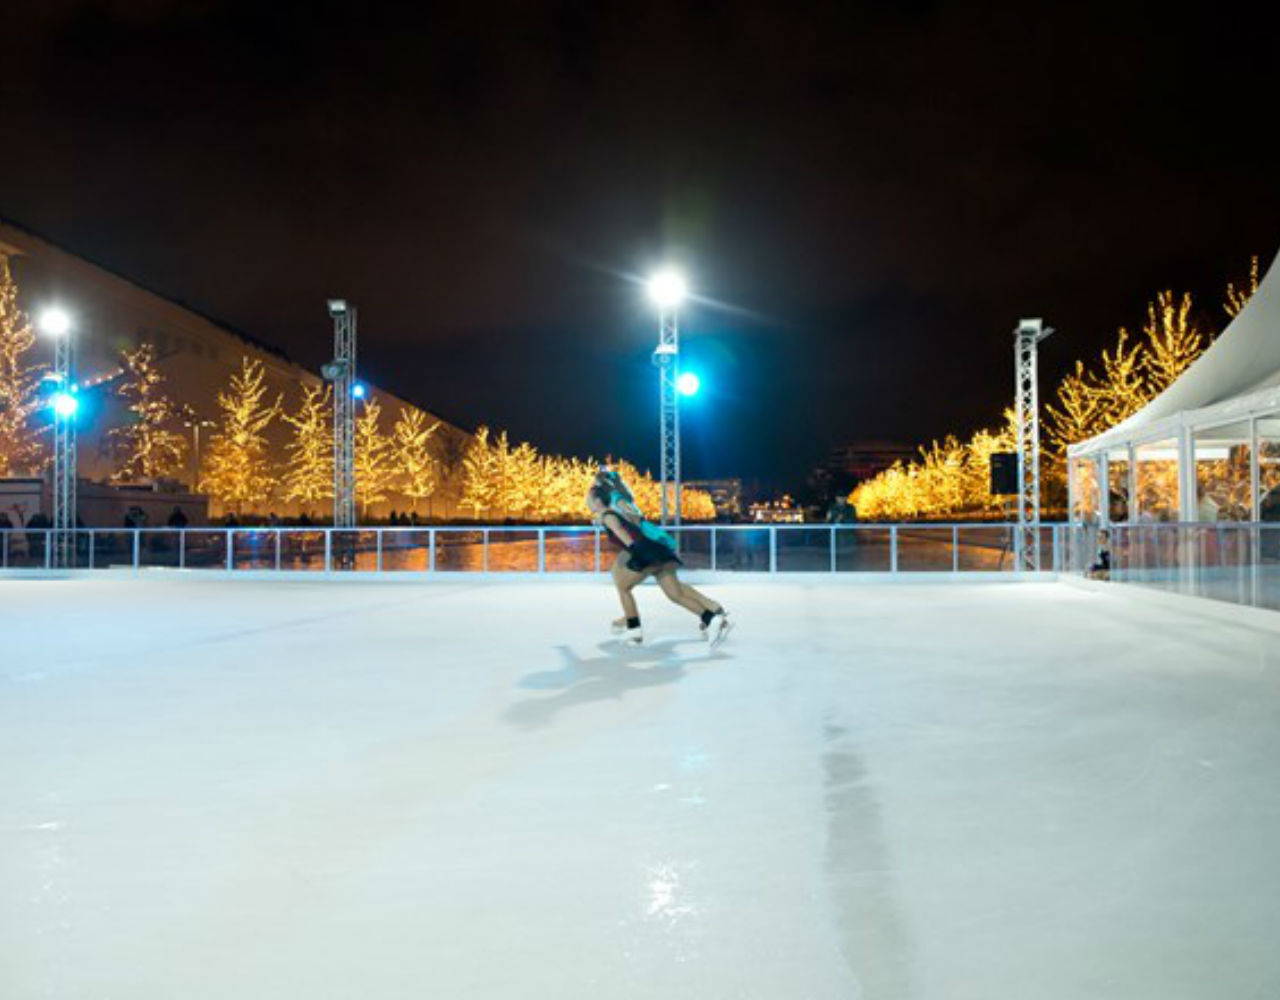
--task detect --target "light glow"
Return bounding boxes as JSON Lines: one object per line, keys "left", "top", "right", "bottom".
{"left": 52, "top": 391, "right": 79, "bottom": 418}
{"left": 38, "top": 307, "right": 72, "bottom": 337}
{"left": 647, "top": 269, "right": 687, "bottom": 309}
{"left": 352, "top": 382, "right": 367, "bottom": 400}
{"left": 676, "top": 372, "right": 701, "bottom": 397}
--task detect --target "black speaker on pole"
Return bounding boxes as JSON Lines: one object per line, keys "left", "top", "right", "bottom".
{"left": 990, "top": 452, "right": 1018, "bottom": 495}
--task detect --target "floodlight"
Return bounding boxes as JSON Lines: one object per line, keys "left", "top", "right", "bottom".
{"left": 38, "top": 307, "right": 72, "bottom": 337}
{"left": 52, "top": 390, "right": 79, "bottom": 418}
{"left": 327, "top": 299, "right": 348, "bottom": 317}
{"left": 676, "top": 372, "right": 701, "bottom": 397}
{"left": 352, "top": 381, "right": 367, "bottom": 399}
{"left": 647, "top": 269, "right": 687, "bottom": 309}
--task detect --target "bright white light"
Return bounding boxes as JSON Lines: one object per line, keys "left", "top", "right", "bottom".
{"left": 52, "top": 391, "right": 79, "bottom": 418}
{"left": 39, "top": 307, "right": 72, "bottom": 337}
{"left": 677, "top": 372, "right": 701, "bottom": 396}
{"left": 647, "top": 269, "right": 687, "bottom": 309}
{"left": 352, "top": 382, "right": 367, "bottom": 400}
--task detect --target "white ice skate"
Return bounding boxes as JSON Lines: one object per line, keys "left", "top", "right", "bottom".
{"left": 703, "top": 610, "right": 732, "bottom": 648}
{"left": 622, "top": 625, "right": 643, "bottom": 646}
{"left": 611, "top": 617, "right": 628, "bottom": 634}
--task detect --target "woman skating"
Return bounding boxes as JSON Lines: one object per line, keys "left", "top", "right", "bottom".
{"left": 586, "top": 467, "right": 731, "bottom": 647}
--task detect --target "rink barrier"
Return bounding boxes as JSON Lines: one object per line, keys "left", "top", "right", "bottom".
{"left": 1066, "top": 521, "right": 1280, "bottom": 614}
{"left": 0, "top": 522, "right": 1067, "bottom": 576}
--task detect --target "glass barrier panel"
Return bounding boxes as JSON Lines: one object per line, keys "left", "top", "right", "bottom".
{"left": 1260, "top": 525, "right": 1280, "bottom": 611}
{"left": 956, "top": 526, "right": 1013, "bottom": 571}
{"left": 714, "top": 528, "right": 769, "bottom": 572}
{"left": 435, "top": 530, "right": 485, "bottom": 571}
{"left": 5, "top": 528, "right": 50, "bottom": 568}
{"left": 896, "top": 527, "right": 954, "bottom": 571}
{"left": 231, "top": 530, "right": 278, "bottom": 570}
{"left": 90, "top": 530, "right": 133, "bottom": 569}
{"left": 835, "top": 527, "right": 890, "bottom": 571}
{"left": 543, "top": 528, "right": 598, "bottom": 572}
{"left": 776, "top": 528, "right": 832, "bottom": 571}
{"left": 486, "top": 530, "right": 540, "bottom": 571}
{"left": 138, "top": 530, "right": 181, "bottom": 567}
{"left": 180, "top": 531, "right": 228, "bottom": 569}
{"left": 279, "top": 530, "right": 328, "bottom": 571}
{"left": 674, "top": 528, "right": 712, "bottom": 571}
{"left": 380, "top": 530, "right": 431, "bottom": 571}
{"left": 1190, "top": 523, "right": 1251, "bottom": 606}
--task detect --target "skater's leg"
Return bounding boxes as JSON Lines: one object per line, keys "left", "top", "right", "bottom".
{"left": 655, "top": 568, "right": 708, "bottom": 616}
{"left": 611, "top": 554, "right": 644, "bottom": 620}
{"left": 678, "top": 581, "right": 722, "bottom": 614}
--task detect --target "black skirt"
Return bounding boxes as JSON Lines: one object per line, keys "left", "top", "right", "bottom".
{"left": 626, "top": 536, "right": 682, "bottom": 572}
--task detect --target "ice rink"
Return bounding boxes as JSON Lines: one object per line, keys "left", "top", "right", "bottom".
{"left": 3, "top": 576, "right": 1279, "bottom": 999}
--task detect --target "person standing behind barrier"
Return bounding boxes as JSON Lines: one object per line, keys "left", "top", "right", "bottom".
{"left": 586, "top": 467, "right": 731, "bottom": 647}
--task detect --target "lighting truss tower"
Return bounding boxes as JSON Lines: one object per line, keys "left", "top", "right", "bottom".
{"left": 324, "top": 299, "right": 357, "bottom": 529}
{"left": 653, "top": 306, "right": 681, "bottom": 526}
{"left": 1014, "top": 317, "right": 1053, "bottom": 572}
{"left": 51, "top": 333, "right": 77, "bottom": 568}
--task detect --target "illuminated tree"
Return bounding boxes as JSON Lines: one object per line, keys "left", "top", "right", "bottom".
{"left": 280, "top": 382, "right": 333, "bottom": 508}
{"left": 681, "top": 488, "right": 717, "bottom": 521}
{"left": 355, "top": 396, "right": 396, "bottom": 516}
{"left": 499, "top": 439, "right": 540, "bottom": 519}
{"left": 202, "top": 356, "right": 281, "bottom": 513}
{"left": 1225, "top": 256, "right": 1260, "bottom": 318}
{"left": 1141, "top": 291, "right": 1205, "bottom": 396}
{"left": 459, "top": 425, "right": 498, "bottom": 518}
{"left": 108, "top": 342, "right": 187, "bottom": 482}
{"left": 0, "top": 254, "right": 45, "bottom": 477}
{"left": 392, "top": 407, "right": 440, "bottom": 514}
{"left": 1044, "top": 361, "right": 1110, "bottom": 455}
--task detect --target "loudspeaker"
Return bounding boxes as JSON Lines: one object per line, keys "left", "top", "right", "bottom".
{"left": 990, "top": 452, "right": 1018, "bottom": 495}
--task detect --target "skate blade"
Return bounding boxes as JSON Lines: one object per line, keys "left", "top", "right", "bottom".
{"left": 710, "top": 619, "right": 733, "bottom": 648}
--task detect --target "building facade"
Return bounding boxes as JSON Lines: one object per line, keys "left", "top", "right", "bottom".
{"left": 1, "top": 217, "right": 472, "bottom": 523}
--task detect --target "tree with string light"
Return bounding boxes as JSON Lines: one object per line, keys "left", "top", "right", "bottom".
{"left": 280, "top": 382, "right": 333, "bottom": 510}
{"left": 202, "top": 357, "right": 281, "bottom": 515}
{"left": 0, "top": 254, "right": 46, "bottom": 477}
{"left": 355, "top": 395, "right": 396, "bottom": 517}
{"left": 108, "top": 342, "right": 187, "bottom": 483}
{"left": 392, "top": 407, "right": 440, "bottom": 516}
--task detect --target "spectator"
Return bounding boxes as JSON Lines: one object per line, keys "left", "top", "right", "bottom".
{"left": 167, "top": 505, "right": 189, "bottom": 528}
{"left": 1086, "top": 530, "right": 1111, "bottom": 580}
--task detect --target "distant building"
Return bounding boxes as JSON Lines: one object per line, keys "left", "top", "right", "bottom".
{"left": 809, "top": 440, "right": 917, "bottom": 503}
{"left": 1, "top": 217, "right": 472, "bottom": 522}
{"left": 684, "top": 478, "right": 743, "bottom": 520}
{"left": 748, "top": 494, "right": 805, "bottom": 523}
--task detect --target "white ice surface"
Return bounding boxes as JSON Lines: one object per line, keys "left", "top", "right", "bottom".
{"left": 2, "top": 577, "right": 1279, "bottom": 1000}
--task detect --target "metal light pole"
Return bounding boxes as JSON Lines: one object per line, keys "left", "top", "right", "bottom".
{"left": 648, "top": 269, "right": 687, "bottom": 527}
{"left": 322, "top": 299, "right": 357, "bottom": 528}
{"left": 180, "top": 407, "right": 215, "bottom": 492}
{"left": 39, "top": 308, "right": 77, "bottom": 567}
{"left": 1014, "top": 317, "right": 1054, "bottom": 572}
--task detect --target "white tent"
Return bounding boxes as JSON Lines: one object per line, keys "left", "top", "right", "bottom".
{"left": 1068, "top": 248, "right": 1280, "bottom": 524}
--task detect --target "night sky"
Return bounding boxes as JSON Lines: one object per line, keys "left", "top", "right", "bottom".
{"left": 2, "top": 2, "right": 1276, "bottom": 492}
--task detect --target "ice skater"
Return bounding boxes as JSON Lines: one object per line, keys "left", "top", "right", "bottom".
{"left": 586, "top": 467, "right": 731, "bottom": 647}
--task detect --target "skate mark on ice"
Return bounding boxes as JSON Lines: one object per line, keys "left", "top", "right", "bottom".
{"left": 822, "top": 720, "right": 915, "bottom": 999}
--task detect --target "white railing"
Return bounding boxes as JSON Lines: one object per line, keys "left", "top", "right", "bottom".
{"left": 0, "top": 523, "right": 1068, "bottom": 575}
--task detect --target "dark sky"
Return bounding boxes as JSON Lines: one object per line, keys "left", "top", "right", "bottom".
{"left": 2, "top": 1, "right": 1276, "bottom": 491}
